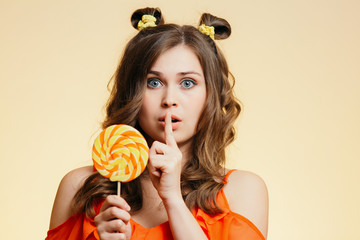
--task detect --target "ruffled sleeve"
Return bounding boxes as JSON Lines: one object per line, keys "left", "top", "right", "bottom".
{"left": 192, "top": 189, "right": 265, "bottom": 240}
{"left": 46, "top": 200, "right": 103, "bottom": 240}
{"left": 45, "top": 213, "right": 100, "bottom": 240}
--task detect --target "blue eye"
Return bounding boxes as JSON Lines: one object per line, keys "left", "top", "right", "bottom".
{"left": 147, "top": 78, "right": 162, "bottom": 88}
{"left": 181, "top": 79, "right": 197, "bottom": 89}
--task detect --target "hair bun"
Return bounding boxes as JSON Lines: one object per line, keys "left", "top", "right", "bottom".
{"left": 199, "top": 13, "right": 231, "bottom": 40}
{"left": 130, "top": 7, "right": 164, "bottom": 30}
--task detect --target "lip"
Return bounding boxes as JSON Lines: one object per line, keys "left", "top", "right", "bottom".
{"left": 158, "top": 114, "right": 182, "bottom": 130}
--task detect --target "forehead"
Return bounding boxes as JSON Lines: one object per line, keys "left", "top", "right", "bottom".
{"left": 149, "top": 45, "right": 204, "bottom": 76}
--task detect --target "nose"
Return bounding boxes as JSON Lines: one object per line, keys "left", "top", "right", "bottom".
{"left": 161, "top": 86, "right": 178, "bottom": 108}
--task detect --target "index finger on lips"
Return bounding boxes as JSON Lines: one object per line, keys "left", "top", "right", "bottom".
{"left": 165, "top": 111, "right": 177, "bottom": 147}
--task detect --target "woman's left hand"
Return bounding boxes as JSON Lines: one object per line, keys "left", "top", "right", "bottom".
{"left": 147, "top": 111, "right": 183, "bottom": 203}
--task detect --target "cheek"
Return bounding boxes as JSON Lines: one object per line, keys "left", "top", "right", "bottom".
{"left": 138, "top": 93, "right": 156, "bottom": 125}
{"left": 139, "top": 103, "right": 150, "bottom": 123}
{"left": 140, "top": 93, "right": 153, "bottom": 114}
{"left": 190, "top": 90, "right": 207, "bottom": 120}
{"left": 197, "top": 88, "right": 207, "bottom": 110}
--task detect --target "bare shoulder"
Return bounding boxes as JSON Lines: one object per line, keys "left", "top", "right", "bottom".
{"left": 223, "top": 169, "right": 269, "bottom": 238}
{"left": 49, "top": 166, "right": 94, "bottom": 229}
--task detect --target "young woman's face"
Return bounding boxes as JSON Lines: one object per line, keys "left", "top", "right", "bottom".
{"left": 138, "top": 45, "right": 207, "bottom": 147}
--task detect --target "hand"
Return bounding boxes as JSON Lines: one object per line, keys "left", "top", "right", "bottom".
{"left": 94, "top": 195, "right": 132, "bottom": 240}
{"left": 147, "top": 111, "right": 183, "bottom": 203}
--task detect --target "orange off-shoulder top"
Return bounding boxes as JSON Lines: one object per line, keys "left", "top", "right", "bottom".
{"left": 46, "top": 170, "right": 265, "bottom": 240}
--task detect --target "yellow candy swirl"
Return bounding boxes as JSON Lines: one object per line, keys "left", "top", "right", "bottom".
{"left": 92, "top": 125, "right": 149, "bottom": 182}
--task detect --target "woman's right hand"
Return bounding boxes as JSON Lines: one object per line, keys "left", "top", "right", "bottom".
{"left": 94, "top": 195, "right": 132, "bottom": 240}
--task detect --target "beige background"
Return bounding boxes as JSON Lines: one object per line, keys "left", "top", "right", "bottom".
{"left": 1, "top": 0, "right": 359, "bottom": 239}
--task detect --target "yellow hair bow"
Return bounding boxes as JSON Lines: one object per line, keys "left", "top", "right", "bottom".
{"left": 138, "top": 15, "right": 157, "bottom": 30}
{"left": 198, "top": 24, "right": 215, "bottom": 40}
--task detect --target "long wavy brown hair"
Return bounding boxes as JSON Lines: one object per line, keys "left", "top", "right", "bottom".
{"left": 72, "top": 7, "right": 241, "bottom": 218}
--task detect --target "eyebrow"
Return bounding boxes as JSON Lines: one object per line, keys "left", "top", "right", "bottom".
{"left": 148, "top": 70, "right": 202, "bottom": 77}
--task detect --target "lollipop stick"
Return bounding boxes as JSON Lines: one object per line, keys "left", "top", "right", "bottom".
{"left": 117, "top": 181, "right": 121, "bottom": 197}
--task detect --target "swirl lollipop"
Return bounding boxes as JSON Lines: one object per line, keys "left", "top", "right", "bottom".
{"left": 92, "top": 124, "right": 149, "bottom": 195}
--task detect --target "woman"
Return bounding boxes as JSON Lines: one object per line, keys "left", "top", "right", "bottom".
{"left": 47, "top": 7, "right": 268, "bottom": 240}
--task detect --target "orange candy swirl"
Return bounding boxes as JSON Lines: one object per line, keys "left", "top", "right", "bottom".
{"left": 92, "top": 125, "right": 149, "bottom": 182}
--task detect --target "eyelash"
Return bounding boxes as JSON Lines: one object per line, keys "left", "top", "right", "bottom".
{"left": 180, "top": 79, "right": 197, "bottom": 88}
{"left": 146, "top": 78, "right": 198, "bottom": 89}
{"left": 147, "top": 78, "right": 162, "bottom": 88}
